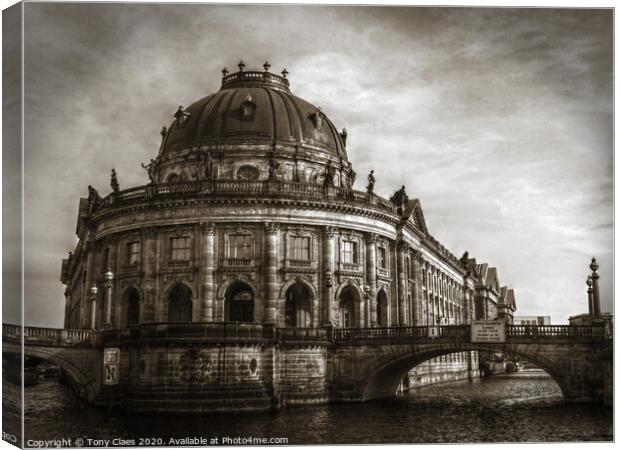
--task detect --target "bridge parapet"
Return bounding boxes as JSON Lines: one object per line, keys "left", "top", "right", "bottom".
{"left": 333, "top": 324, "right": 608, "bottom": 345}
{"left": 3, "top": 324, "right": 98, "bottom": 347}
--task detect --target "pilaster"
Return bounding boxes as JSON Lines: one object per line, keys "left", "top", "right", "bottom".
{"left": 200, "top": 222, "right": 216, "bottom": 321}
{"left": 365, "top": 233, "right": 378, "bottom": 326}
{"left": 263, "top": 222, "right": 279, "bottom": 325}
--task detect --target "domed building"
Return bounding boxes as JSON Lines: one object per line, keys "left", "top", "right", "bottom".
{"left": 60, "top": 62, "right": 516, "bottom": 411}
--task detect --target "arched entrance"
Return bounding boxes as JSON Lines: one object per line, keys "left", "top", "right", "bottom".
{"left": 376, "top": 290, "right": 388, "bottom": 327}
{"left": 122, "top": 287, "right": 141, "bottom": 328}
{"left": 168, "top": 283, "right": 192, "bottom": 322}
{"left": 339, "top": 286, "right": 358, "bottom": 328}
{"left": 284, "top": 282, "right": 312, "bottom": 327}
{"left": 225, "top": 282, "right": 254, "bottom": 322}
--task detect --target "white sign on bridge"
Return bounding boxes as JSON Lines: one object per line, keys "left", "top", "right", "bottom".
{"left": 471, "top": 320, "right": 506, "bottom": 343}
{"left": 103, "top": 347, "right": 120, "bottom": 385}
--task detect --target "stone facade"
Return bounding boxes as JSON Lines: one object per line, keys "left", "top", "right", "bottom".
{"left": 59, "top": 64, "right": 518, "bottom": 408}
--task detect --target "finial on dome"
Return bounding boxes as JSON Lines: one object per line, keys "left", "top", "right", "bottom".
{"left": 281, "top": 68, "right": 289, "bottom": 78}
{"left": 160, "top": 126, "right": 168, "bottom": 140}
{"left": 222, "top": 67, "right": 229, "bottom": 77}
{"left": 238, "top": 60, "right": 246, "bottom": 71}
{"left": 263, "top": 61, "right": 271, "bottom": 72}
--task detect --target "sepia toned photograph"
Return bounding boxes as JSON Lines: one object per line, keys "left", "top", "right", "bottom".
{"left": 2, "top": 2, "right": 613, "bottom": 447}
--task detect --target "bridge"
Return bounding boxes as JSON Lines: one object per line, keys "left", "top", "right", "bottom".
{"left": 3, "top": 322, "right": 612, "bottom": 412}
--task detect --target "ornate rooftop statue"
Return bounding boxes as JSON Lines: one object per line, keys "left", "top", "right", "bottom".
{"left": 110, "top": 169, "right": 120, "bottom": 193}
{"left": 367, "top": 170, "right": 375, "bottom": 194}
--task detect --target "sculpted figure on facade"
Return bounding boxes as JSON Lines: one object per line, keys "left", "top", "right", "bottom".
{"left": 141, "top": 158, "right": 159, "bottom": 184}
{"left": 367, "top": 170, "right": 375, "bottom": 194}
{"left": 110, "top": 169, "right": 120, "bottom": 193}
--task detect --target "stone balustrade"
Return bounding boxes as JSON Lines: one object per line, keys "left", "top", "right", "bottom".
{"left": 94, "top": 180, "right": 398, "bottom": 216}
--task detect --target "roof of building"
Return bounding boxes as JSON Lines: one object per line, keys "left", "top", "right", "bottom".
{"left": 160, "top": 66, "right": 347, "bottom": 159}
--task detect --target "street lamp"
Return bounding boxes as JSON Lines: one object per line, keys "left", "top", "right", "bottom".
{"left": 89, "top": 285, "right": 98, "bottom": 330}
{"left": 104, "top": 268, "right": 114, "bottom": 328}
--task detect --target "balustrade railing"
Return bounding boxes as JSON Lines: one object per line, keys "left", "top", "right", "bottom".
{"left": 94, "top": 180, "right": 398, "bottom": 216}
{"left": 506, "top": 325, "right": 593, "bottom": 338}
{"left": 2, "top": 324, "right": 98, "bottom": 345}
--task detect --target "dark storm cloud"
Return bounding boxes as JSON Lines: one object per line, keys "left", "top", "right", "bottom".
{"left": 19, "top": 4, "right": 612, "bottom": 327}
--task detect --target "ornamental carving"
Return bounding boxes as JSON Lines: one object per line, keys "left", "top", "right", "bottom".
{"left": 264, "top": 222, "right": 279, "bottom": 235}
{"left": 323, "top": 226, "right": 338, "bottom": 238}
{"left": 200, "top": 222, "right": 216, "bottom": 235}
{"left": 177, "top": 347, "right": 214, "bottom": 384}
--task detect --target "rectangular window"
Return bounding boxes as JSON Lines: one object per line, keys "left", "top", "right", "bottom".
{"left": 342, "top": 240, "right": 358, "bottom": 264}
{"left": 102, "top": 248, "right": 109, "bottom": 271}
{"left": 126, "top": 242, "right": 140, "bottom": 265}
{"left": 170, "top": 237, "right": 191, "bottom": 261}
{"left": 291, "top": 236, "right": 310, "bottom": 260}
{"left": 377, "top": 247, "right": 387, "bottom": 269}
{"left": 228, "top": 234, "right": 253, "bottom": 259}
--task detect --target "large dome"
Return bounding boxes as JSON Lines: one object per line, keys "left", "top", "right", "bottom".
{"left": 161, "top": 64, "right": 347, "bottom": 159}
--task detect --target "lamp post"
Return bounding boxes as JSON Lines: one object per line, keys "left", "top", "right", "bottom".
{"left": 104, "top": 268, "right": 114, "bottom": 328}
{"left": 89, "top": 285, "right": 98, "bottom": 330}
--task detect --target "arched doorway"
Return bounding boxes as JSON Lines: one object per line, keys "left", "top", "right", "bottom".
{"left": 225, "top": 282, "right": 254, "bottom": 322}
{"left": 284, "top": 282, "right": 312, "bottom": 327}
{"left": 122, "top": 287, "right": 141, "bottom": 327}
{"left": 168, "top": 283, "right": 192, "bottom": 322}
{"left": 339, "top": 286, "right": 358, "bottom": 328}
{"left": 376, "top": 290, "right": 388, "bottom": 327}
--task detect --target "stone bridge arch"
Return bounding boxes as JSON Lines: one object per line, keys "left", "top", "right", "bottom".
{"left": 3, "top": 342, "right": 101, "bottom": 403}
{"left": 333, "top": 342, "right": 600, "bottom": 404}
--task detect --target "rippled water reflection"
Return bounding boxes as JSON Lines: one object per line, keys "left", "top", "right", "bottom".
{"left": 5, "top": 369, "right": 612, "bottom": 445}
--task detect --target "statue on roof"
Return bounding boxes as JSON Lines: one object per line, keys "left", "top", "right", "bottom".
{"left": 367, "top": 170, "right": 375, "bottom": 194}
{"left": 200, "top": 152, "right": 213, "bottom": 180}
{"left": 87, "top": 185, "right": 101, "bottom": 213}
{"left": 460, "top": 251, "right": 469, "bottom": 267}
{"left": 390, "top": 185, "right": 409, "bottom": 210}
{"left": 323, "top": 160, "right": 335, "bottom": 187}
{"left": 141, "top": 158, "right": 159, "bottom": 184}
{"left": 268, "top": 159, "right": 280, "bottom": 180}
{"left": 110, "top": 169, "right": 120, "bottom": 193}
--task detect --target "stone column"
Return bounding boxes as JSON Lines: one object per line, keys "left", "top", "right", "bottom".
{"left": 586, "top": 275, "right": 594, "bottom": 317}
{"left": 141, "top": 228, "right": 158, "bottom": 322}
{"left": 590, "top": 258, "right": 601, "bottom": 319}
{"left": 323, "top": 227, "right": 337, "bottom": 326}
{"left": 104, "top": 270, "right": 114, "bottom": 327}
{"left": 365, "top": 234, "right": 378, "bottom": 326}
{"left": 200, "top": 223, "right": 216, "bottom": 322}
{"left": 64, "top": 289, "right": 71, "bottom": 329}
{"left": 263, "top": 223, "right": 279, "bottom": 325}
{"left": 90, "top": 286, "right": 98, "bottom": 330}
{"left": 81, "top": 239, "right": 95, "bottom": 329}
{"left": 397, "top": 241, "right": 408, "bottom": 326}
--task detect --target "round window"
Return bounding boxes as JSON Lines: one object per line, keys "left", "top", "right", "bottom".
{"left": 237, "top": 165, "right": 260, "bottom": 181}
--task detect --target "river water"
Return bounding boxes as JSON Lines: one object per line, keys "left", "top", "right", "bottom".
{"left": 3, "top": 369, "right": 613, "bottom": 446}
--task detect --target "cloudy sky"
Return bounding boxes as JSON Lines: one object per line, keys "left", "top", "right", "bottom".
{"left": 13, "top": 4, "right": 612, "bottom": 327}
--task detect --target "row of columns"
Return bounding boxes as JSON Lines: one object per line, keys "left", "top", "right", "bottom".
{"left": 78, "top": 222, "right": 474, "bottom": 329}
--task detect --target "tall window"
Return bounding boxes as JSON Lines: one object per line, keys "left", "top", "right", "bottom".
{"left": 291, "top": 236, "right": 310, "bottom": 260}
{"left": 126, "top": 242, "right": 140, "bottom": 265}
{"left": 228, "top": 234, "right": 253, "bottom": 259}
{"left": 377, "top": 247, "right": 387, "bottom": 269}
{"left": 342, "top": 240, "right": 358, "bottom": 264}
{"left": 170, "top": 237, "right": 191, "bottom": 261}
{"left": 102, "top": 248, "right": 110, "bottom": 271}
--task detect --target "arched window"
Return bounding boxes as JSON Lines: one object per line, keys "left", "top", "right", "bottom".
{"left": 339, "top": 286, "right": 358, "bottom": 328}
{"left": 127, "top": 290, "right": 140, "bottom": 326}
{"left": 377, "top": 290, "right": 389, "bottom": 327}
{"left": 166, "top": 173, "right": 180, "bottom": 183}
{"left": 121, "top": 287, "right": 141, "bottom": 328}
{"left": 225, "top": 283, "right": 254, "bottom": 322}
{"left": 168, "top": 283, "right": 192, "bottom": 322}
{"left": 284, "top": 282, "right": 311, "bottom": 327}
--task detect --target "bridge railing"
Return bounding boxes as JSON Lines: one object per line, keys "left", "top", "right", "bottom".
{"left": 333, "top": 325, "right": 470, "bottom": 341}
{"left": 506, "top": 325, "right": 594, "bottom": 338}
{"left": 3, "top": 324, "right": 98, "bottom": 345}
